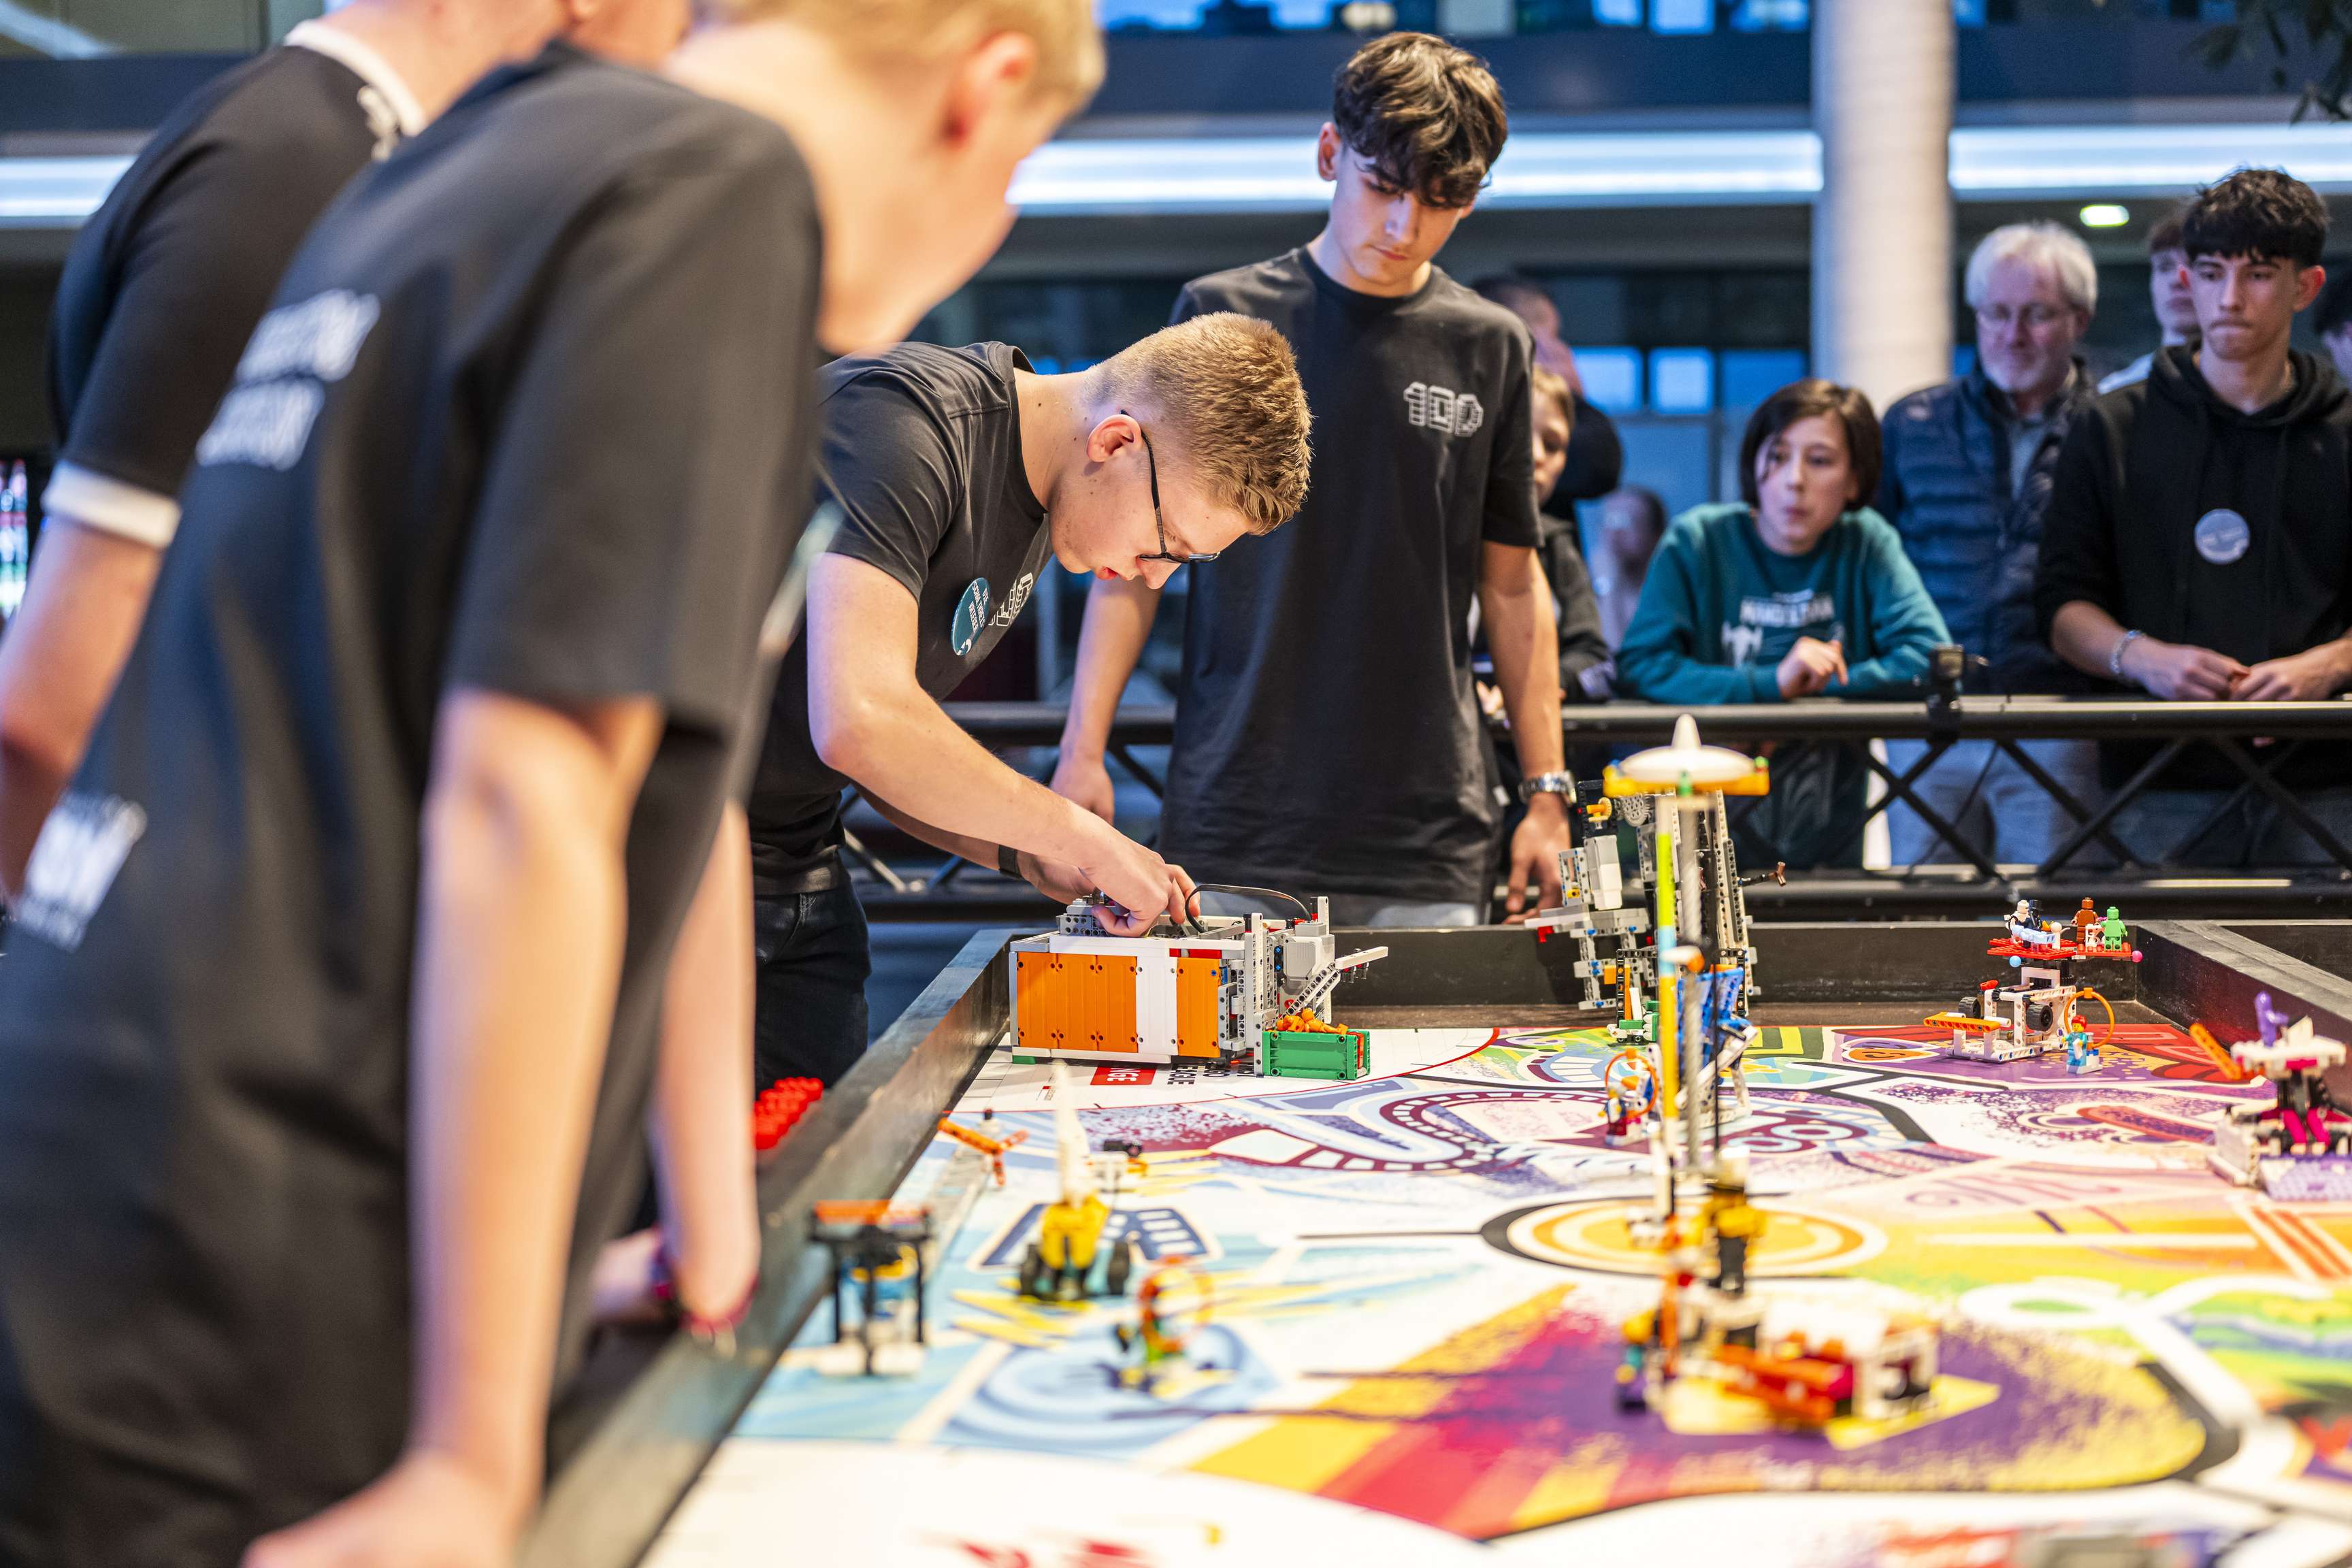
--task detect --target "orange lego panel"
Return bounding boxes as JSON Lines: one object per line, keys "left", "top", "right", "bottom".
{"left": 1175, "top": 956, "right": 1223, "bottom": 1059}
{"left": 1015, "top": 950, "right": 1141, "bottom": 1055}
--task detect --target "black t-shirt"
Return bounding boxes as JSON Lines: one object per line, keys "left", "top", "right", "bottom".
{"left": 1161, "top": 250, "right": 1540, "bottom": 905}
{"left": 0, "top": 46, "right": 818, "bottom": 1557}
{"left": 749, "top": 342, "right": 1051, "bottom": 894}
{"left": 45, "top": 35, "right": 409, "bottom": 545}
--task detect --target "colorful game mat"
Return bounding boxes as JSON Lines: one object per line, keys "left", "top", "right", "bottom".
{"left": 647, "top": 1022, "right": 2352, "bottom": 1567}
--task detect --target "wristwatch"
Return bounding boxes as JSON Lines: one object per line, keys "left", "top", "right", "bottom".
{"left": 1517, "top": 770, "right": 1577, "bottom": 804}
{"left": 997, "top": 843, "right": 1022, "bottom": 879}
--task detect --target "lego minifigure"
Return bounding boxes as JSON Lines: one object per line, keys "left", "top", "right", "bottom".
{"left": 2101, "top": 906, "right": 2128, "bottom": 951}
{"left": 2063, "top": 1030, "right": 2102, "bottom": 1074}
{"left": 1602, "top": 1047, "right": 1656, "bottom": 1142}
{"left": 1114, "top": 1258, "right": 1211, "bottom": 1392}
{"left": 1700, "top": 1154, "right": 1764, "bottom": 1295}
{"left": 2073, "top": 898, "right": 2099, "bottom": 948}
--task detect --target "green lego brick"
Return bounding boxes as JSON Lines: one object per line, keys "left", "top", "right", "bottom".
{"left": 1260, "top": 1028, "right": 1369, "bottom": 1081}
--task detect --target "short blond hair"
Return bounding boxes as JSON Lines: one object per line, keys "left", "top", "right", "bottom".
{"left": 714, "top": 0, "right": 1104, "bottom": 110}
{"left": 1100, "top": 314, "right": 1311, "bottom": 537}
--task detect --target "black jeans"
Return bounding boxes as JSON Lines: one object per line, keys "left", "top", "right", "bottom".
{"left": 753, "top": 879, "right": 872, "bottom": 1090}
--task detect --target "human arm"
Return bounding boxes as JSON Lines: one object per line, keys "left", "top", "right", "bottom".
{"left": 246, "top": 690, "right": 664, "bottom": 1568}
{"left": 1614, "top": 525, "right": 1782, "bottom": 705}
{"left": 1544, "top": 527, "right": 1616, "bottom": 700}
{"left": 860, "top": 791, "right": 1094, "bottom": 904}
{"left": 2029, "top": 410, "right": 2208, "bottom": 689}
{"left": 810, "top": 553, "right": 1190, "bottom": 931}
{"left": 1834, "top": 519, "right": 1950, "bottom": 696}
{"left": 646, "top": 800, "right": 759, "bottom": 1321}
{"left": 1481, "top": 541, "right": 1571, "bottom": 915}
{"left": 0, "top": 522, "right": 162, "bottom": 896}
{"left": 1049, "top": 573, "right": 1162, "bottom": 825}
{"left": 2052, "top": 600, "right": 2248, "bottom": 700}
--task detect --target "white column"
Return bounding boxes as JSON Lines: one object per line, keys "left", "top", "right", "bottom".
{"left": 1812, "top": 0, "right": 1955, "bottom": 416}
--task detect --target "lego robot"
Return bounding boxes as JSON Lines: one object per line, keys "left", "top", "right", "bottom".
{"left": 1008, "top": 896, "right": 1386, "bottom": 1072}
{"left": 2210, "top": 992, "right": 2352, "bottom": 1194}
{"left": 1924, "top": 902, "right": 2136, "bottom": 1064}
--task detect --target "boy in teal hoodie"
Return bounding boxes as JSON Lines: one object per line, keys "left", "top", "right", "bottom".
{"left": 1618, "top": 379, "right": 1949, "bottom": 866}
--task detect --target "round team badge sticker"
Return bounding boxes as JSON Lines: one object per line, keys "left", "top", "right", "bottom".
{"left": 951, "top": 578, "right": 992, "bottom": 657}
{"left": 2193, "top": 508, "right": 2251, "bottom": 566}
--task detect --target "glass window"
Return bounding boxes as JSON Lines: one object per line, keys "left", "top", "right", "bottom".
{"left": 1650, "top": 0, "right": 1715, "bottom": 31}
{"left": 1649, "top": 348, "right": 1716, "bottom": 412}
{"left": 1729, "top": 0, "right": 1808, "bottom": 28}
{"left": 1720, "top": 348, "right": 1806, "bottom": 408}
{"left": 1580, "top": 347, "right": 1646, "bottom": 413}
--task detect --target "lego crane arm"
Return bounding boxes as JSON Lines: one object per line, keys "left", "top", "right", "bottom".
{"left": 1289, "top": 945, "right": 1388, "bottom": 1020}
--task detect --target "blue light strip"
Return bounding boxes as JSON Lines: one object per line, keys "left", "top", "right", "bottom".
{"left": 12, "top": 122, "right": 2352, "bottom": 227}
{"left": 0, "top": 156, "right": 132, "bottom": 223}
{"left": 1950, "top": 122, "right": 2352, "bottom": 195}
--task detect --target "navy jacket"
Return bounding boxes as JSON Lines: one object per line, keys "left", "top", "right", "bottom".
{"left": 1878, "top": 361, "right": 2095, "bottom": 691}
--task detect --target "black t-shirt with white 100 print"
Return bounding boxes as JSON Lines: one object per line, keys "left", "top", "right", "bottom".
{"left": 0, "top": 44, "right": 819, "bottom": 1558}
{"left": 749, "top": 341, "right": 1051, "bottom": 894}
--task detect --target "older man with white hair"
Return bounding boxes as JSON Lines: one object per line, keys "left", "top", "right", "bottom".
{"left": 1876, "top": 220, "right": 2104, "bottom": 869}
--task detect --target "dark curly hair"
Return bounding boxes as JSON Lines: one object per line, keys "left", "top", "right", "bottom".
{"left": 1738, "top": 379, "right": 1881, "bottom": 512}
{"left": 1331, "top": 32, "right": 1507, "bottom": 211}
{"left": 2182, "top": 167, "right": 2329, "bottom": 268}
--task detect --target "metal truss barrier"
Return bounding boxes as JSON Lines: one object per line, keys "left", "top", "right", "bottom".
{"left": 834, "top": 698, "right": 2352, "bottom": 921}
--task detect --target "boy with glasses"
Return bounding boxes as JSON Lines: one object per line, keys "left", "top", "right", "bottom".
{"left": 1054, "top": 32, "right": 1573, "bottom": 928}
{"left": 748, "top": 316, "right": 1310, "bottom": 1088}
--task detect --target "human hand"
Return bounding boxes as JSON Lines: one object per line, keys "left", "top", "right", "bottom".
{"left": 1070, "top": 817, "right": 1196, "bottom": 936}
{"left": 1775, "top": 637, "right": 1846, "bottom": 698}
{"left": 1014, "top": 849, "right": 1094, "bottom": 905}
{"left": 2231, "top": 643, "right": 2352, "bottom": 702}
{"left": 2119, "top": 636, "right": 2248, "bottom": 700}
{"left": 1504, "top": 794, "right": 1573, "bottom": 919}
{"left": 242, "top": 1450, "right": 523, "bottom": 1568}
{"left": 1049, "top": 750, "right": 1117, "bottom": 824}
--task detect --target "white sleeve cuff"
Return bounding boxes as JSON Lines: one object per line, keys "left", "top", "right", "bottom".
{"left": 42, "top": 463, "right": 180, "bottom": 549}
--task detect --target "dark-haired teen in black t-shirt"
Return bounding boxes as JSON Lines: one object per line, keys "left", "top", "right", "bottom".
{"left": 748, "top": 317, "right": 1310, "bottom": 1086}
{"left": 1055, "top": 33, "right": 1573, "bottom": 924}
{"left": 0, "top": 10, "right": 1102, "bottom": 1560}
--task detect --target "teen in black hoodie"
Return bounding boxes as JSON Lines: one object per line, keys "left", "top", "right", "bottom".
{"left": 2036, "top": 168, "right": 2352, "bottom": 858}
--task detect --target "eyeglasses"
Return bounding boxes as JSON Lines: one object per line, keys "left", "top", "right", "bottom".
{"left": 1974, "top": 304, "right": 2072, "bottom": 331}
{"left": 1131, "top": 423, "right": 1220, "bottom": 566}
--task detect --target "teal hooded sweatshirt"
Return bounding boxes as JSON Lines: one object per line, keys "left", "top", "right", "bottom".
{"left": 1616, "top": 502, "right": 1950, "bottom": 868}
{"left": 1617, "top": 502, "right": 1949, "bottom": 704}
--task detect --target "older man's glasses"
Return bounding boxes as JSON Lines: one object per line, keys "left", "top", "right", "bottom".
{"left": 1132, "top": 425, "right": 1220, "bottom": 566}
{"left": 1974, "top": 303, "right": 2072, "bottom": 331}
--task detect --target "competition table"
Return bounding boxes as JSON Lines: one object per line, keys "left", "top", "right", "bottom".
{"left": 529, "top": 920, "right": 2352, "bottom": 1568}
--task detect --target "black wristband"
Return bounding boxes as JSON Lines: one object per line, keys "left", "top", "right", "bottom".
{"left": 997, "top": 843, "right": 1022, "bottom": 879}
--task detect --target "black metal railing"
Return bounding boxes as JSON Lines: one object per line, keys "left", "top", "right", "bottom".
{"left": 836, "top": 698, "right": 2352, "bottom": 920}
